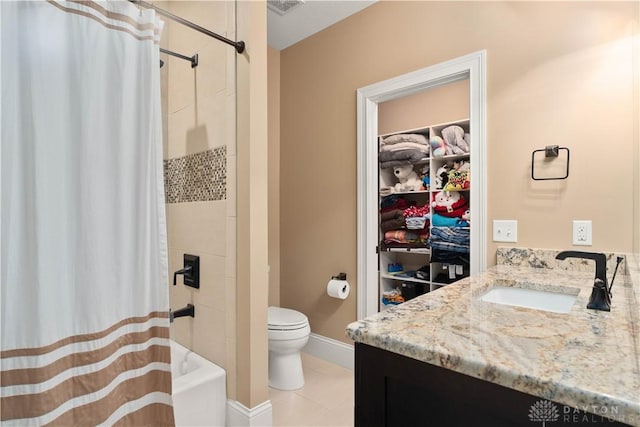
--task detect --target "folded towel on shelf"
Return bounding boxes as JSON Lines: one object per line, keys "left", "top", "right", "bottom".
{"left": 382, "top": 133, "right": 429, "bottom": 146}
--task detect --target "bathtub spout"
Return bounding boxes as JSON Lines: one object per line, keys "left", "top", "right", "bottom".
{"left": 170, "top": 304, "right": 195, "bottom": 323}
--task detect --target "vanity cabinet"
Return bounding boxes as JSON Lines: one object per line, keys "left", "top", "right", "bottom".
{"left": 378, "top": 119, "right": 471, "bottom": 310}
{"left": 355, "top": 343, "right": 632, "bottom": 427}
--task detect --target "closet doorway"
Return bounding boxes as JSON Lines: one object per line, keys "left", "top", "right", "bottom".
{"left": 356, "top": 51, "right": 487, "bottom": 319}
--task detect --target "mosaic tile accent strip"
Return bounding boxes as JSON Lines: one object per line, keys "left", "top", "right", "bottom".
{"left": 164, "top": 146, "right": 226, "bottom": 203}
{"left": 496, "top": 247, "right": 628, "bottom": 275}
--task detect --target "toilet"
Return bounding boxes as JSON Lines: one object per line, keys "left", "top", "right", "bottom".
{"left": 267, "top": 306, "right": 311, "bottom": 390}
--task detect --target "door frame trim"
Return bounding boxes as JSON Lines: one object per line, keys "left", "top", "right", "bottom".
{"left": 356, "top": 50, "right": 487, "bottom": 319}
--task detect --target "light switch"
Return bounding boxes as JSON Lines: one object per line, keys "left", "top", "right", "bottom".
{"left": 493, "top": 220, "right": 518, "bottom": 243}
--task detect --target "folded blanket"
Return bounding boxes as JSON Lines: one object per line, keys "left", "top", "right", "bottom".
{"left": 403, "top": 205, "right": 429, "bottom": 218}
{"left": 429, "top": 227, "right": 470, "bottom": 253}
{"left": 430, "top": 240, "right": 469, "bottom": 253}
{"left": 380, "top": 159, "right": 419, "bottom": 169}
{"left": 380, "top": 142, "right": 430, "bottom": 153}
{"left": 430, "top": 226, "right": 470, "bottom": 244}
{"left": 384, "top": 230, "right": 429, "bottom": 244}
{"left": 380, "top": 197, "right": 412, "bottom": 213}
{"left": 381, "top": 209, "right": 406, "bottom": 232}
{"left": 381, "top": 217, "right": 405, "bottom": 232}
{"left": 381, "top": 209, "right": 404, "bottom": 221}
{"left": 380, "top": 195, "right": 404, "bottom": 210}
{"left": 432, "top": 213, "right": 466, "bottom": 227}
{"left": 379, "top": 149, "right": 428, "bottom": 168}
{"left": 382, "top": 133, "right": 429, "bottom": 146}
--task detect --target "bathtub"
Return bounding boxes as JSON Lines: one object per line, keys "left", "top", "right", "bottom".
{"left": 171, "top": 340, "right": 226, "bottom": 426}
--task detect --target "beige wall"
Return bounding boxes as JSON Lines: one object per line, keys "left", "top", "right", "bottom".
{"left": 268, "top": 46, "right": 281, "bottom": 307}
{"left": 236, "top": 0, "right": 270, "bottom": 408}
{"left": 162, "top": 0, "right": 239, "bottom": 399}
{"left": 378, "top": 79, "right": 469, "bottom": 135}
{"left": 279, "top": 1, "right": 639, "bottom": 343}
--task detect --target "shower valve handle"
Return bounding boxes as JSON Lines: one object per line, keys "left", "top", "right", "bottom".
{"left": 173, "top": 266, "right": 193, "bottom": 286}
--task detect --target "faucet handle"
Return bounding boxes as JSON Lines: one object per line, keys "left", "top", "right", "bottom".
{"left": 587, "top": 278, "right": 611, "bottom": 312}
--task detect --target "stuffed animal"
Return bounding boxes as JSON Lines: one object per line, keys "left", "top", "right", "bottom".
{"left": 393, "top": 165, "right": 422, "bottom": 192}
{"left": 457, "top": 209, "right": 471, "bottom": 227}
{"left": 429, "top": 135, "right": 449, "bottom": 157}
{"left": 434, "top": 164, "right": 449, "bottom": 189}
{"left": 431, "top": 191, "right": 469, "bottom": 218}
{"left": 443, "top": 160, "right": 470, "bottom": 191}
{"left": 441, "top": 126, "right": 469, "bottom": 154}
{"left": 420, "top": 164, "right": 430, "bottom": 189}
{"left": 453, "top": 160, "right": 469, "bottom": 172}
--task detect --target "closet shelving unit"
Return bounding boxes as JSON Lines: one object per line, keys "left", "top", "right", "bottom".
{"left": 378, "top": 119, "right": 471, "bottom": 311}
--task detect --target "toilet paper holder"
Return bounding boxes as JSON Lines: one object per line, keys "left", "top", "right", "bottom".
{"left": 332, "top": 273, "right": 347, "bottom": 281}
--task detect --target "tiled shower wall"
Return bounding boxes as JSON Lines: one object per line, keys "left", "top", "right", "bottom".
{"left": 160, "top": 1, "right": 237, "bottom": 399}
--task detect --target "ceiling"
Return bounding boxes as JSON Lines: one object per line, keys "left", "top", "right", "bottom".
{"left": 267, "top": 0, "right": 377, "bottom": 51}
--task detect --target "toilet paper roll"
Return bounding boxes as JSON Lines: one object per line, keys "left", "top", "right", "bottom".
{"left": 327, "top": 279, "right": 350, "bottom": 299}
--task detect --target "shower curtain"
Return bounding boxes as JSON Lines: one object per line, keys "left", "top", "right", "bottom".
{"left": 1, "top": 1, "right": 173, "bottom": 425}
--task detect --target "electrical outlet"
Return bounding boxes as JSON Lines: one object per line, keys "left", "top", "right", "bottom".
{"left": 572, "top": 220, "right": 592, "bottom": 246}
{"left": 493, "top": 220, "right": 518, "bottom": 243}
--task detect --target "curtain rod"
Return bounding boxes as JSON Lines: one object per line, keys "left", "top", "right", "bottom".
{"left": 160, "top": 48, "right": 198, "bottom": 68}
{"left": 129, "top": 0, "right": 245, "bottom": 54}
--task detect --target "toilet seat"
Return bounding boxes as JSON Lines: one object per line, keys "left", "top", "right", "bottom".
{"left": 268, "top": 306, "right": 309, "bottom": 331}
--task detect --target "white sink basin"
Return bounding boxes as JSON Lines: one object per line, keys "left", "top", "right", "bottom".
{"left": 480, "top": 287, "right": 578, "bottom": 313}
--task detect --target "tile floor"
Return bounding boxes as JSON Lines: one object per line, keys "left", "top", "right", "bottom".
{"left": 270, "top": 352, "right": 354, "bottom": 427}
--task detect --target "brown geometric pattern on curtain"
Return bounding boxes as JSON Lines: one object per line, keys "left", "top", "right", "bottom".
{"left": 0, "top": 313, "right": 173, "bottom": 426}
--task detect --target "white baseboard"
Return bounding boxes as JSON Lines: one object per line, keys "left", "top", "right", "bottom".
{"left": 302, "top": 333, "right": 354, "bottom": 370}
{"left": 226, "top": 399, "right": 272, "bottom": 426}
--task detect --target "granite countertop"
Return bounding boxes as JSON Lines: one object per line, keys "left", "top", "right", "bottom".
{"left": 346, "top": 251, "right": 640, "bottom": 426}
